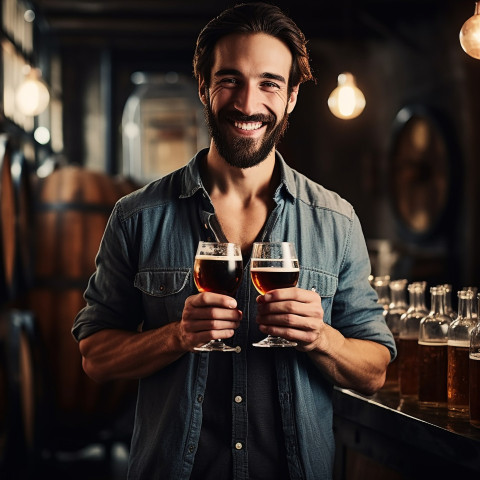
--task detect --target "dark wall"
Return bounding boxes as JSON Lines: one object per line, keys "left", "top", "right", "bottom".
{"left": 281, "top": 2, "right": 480, "bottom": 291}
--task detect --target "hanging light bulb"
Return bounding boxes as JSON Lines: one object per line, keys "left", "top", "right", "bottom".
{"left": 460, "top": 2, "right": 480, "bottom": 59}
{"left": 328, "top": 72, "right": 366, "bottom": 120}
{"left": 15, "top": 66, "right": 50, "bottom": 116}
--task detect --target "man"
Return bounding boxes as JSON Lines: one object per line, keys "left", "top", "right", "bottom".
{"left": 72, "top": 3, "right": 396, "bottom": 479}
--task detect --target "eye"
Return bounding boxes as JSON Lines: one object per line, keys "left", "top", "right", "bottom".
{"left": 261, "top": 81, "right": 281, "bottom": 91}
{"left": 219, "top": 77, "right": 239, "bottom": 87}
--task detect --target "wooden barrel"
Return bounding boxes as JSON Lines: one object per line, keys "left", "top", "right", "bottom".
{"left": 10, "top": 150, "right": 34, "bottom": 298}
{"left": 0, "top": 135, "right": 16, "bottom": 304}
{"left": 0, "top": 310, "right": 44, "bottom": 476}
{"left": 26, "top": 166, "right": 139, "bottom": 446}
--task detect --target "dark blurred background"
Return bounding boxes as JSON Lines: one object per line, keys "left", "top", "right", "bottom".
{"left": 27, "top": 0, "right": 480, "bottom": 288}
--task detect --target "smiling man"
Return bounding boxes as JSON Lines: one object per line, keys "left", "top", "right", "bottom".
{"left": 72, "top": 3, "right": 396, "bottom": 479}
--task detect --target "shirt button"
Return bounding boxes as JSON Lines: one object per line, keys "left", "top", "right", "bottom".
{"left": 197, "top": 394, "right": 204, "bottom": 403}
{"left": 235, "top": 442, "right": 243, "bottom": 450}
{"left": 235, "top": 346, "right": 242, "bottom": 353}
{"left": 188, "top": 444, "right": 195, "bottom": 453}
{"left": 234, "top": 395, "right": 243, "bottom": 403}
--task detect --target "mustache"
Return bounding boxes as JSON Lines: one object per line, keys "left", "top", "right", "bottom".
{"left": 222, "top": 111, "right": 276, "bottom": 124}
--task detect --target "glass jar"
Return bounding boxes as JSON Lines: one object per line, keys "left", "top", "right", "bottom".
{"left": 398, "top": 282, "right": 428, "bottom": 399}
{"left": 469, "top": 293, "right": 480, "bottom": 428}
{"left": 418, "top": 286, "right": 452, "bottom": 407}
{"left": 447, "top": 290, "right": 476, "bottom": 415}
{"left": 121, "top": 71, "right": 209, "bottom": 185}
{"left": 383, "top": 279, "right": 408, "bottom": 390}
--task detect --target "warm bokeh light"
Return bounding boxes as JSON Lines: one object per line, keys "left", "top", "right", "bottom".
{"left": 15, "top": 67, "right": 50, "bottom": 116}
{"left": 327, "top": 72, "right": 366, "bottom": 120}
{"left": 459, "top": 2, "right": 480, "bottom": 59}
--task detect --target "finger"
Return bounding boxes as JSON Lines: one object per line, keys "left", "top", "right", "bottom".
{"left": 190, "top": 292, "right": 238, "bottom": 309}
{"left": 256, "top": 311, "right": 307, "bottom": 329}
{"left": 183, "top": 308, "right": 242, "bottom": 331}
{"left": 257, "top": 298, "right": 323, "bottom": 320}
{"left": 188, "top": 318, "right": 241, "bottom": 334}
{"left": 258, "top": 324, "right": 318, "bottom": 344}
{"left": 258, "top": 287, "right": 319, "bottom": 303}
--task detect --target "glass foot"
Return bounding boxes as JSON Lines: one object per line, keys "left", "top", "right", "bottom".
{"left": 194, "top": 340, "right": 236, "bottom": 352}
{"left": 252, "top": 336, "right": 297, "bottom": 347}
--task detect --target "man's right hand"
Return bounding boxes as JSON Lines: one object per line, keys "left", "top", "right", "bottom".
{"left": 180, "top": 292, "right": 242, "bottom": 350}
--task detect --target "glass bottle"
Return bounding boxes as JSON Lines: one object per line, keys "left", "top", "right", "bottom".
{"left": 447, "top": 290, "right": 476, "bottom": 415}
{"left": 405, "top": 281, "right": 429, "bottom": 316}
{"left": 398, "top": 283, "right": 428, "bottom": 399}
{"left": 373, "top": 275, "right": 390, "bottom": 317}
{"left": 442, "top": 284, "right": 457, "bottom": 321}
{"left": 383, "top": 279, "right": 408, "bottom": 390}
{"left": 469, "top": 293, "right": 480, "bottom": 428}
{"left": 418, "top": 286, "right": 452, "bottom": 407}
{"left": 464, "top": 286, "right": 478, "bottom": 319}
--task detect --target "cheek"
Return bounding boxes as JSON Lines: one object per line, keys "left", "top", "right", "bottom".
{"left": 208, "top": 86, "right": 230, "bottom": 108}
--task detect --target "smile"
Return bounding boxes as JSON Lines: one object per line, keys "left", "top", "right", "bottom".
{"left": 233, "top": 121, "right": 264, "bottom": 131}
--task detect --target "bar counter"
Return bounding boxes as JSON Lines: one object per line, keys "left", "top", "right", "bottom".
{"left": 332, "top": 387, "right": 480, "bottom": 479}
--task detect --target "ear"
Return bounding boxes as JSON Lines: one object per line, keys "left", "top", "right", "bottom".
{"left": 286, "top": 85, "right": 299, "bottom": 114}
{"left": 198, "top": 76, "right": 207, "bottom": 106}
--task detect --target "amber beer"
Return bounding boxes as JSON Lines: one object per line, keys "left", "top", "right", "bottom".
{"left": 384, "top": 333, "right": 399, "bottom": 389}
{"left": 250, "top": 266, "right": 299, "bottom": 295}
{"left": 447, "top": 341, "right": 470, "bottom": 414}
{"left": 398, "top": 337, "right": 419, "bottom": 398}
{"left": 418, "top": 341, "right": 448, "bottom": 407}
{"left": 470, "top": 352, "right": 480, "bottom": 428}
{"left": 194, "top": 255, "right": 243, "bottom": 296}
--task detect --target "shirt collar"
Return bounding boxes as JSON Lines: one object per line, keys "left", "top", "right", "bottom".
{"left": 179, "top": 148, "right": 296, "bottom": 202}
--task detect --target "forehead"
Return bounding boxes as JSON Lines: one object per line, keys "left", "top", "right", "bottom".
{"left": 212, "top": 32, "right": 292, "bottom": 80}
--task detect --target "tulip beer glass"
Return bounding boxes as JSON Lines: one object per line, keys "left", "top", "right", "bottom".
{"left": 193, "top": 241, "right": 243, "bottom": 352}
{"left": 250, "top": 241, "right": 299, "bottom": 347}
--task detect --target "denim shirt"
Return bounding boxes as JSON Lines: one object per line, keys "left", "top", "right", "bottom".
{"left": 72, "top": 149, "right": 396, "bottom": 480}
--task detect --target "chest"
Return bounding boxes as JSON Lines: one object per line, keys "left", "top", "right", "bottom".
{"left": 214, "top": 203, "right": 270, "bottom": 252}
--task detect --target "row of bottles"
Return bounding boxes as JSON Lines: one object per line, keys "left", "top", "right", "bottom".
{"left": 372, "top": 276, "right": 480, "bottom": 429}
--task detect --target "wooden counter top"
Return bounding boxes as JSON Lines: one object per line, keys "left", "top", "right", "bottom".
{"left": 333, "top": 387, "right": 480, "bottom": 479}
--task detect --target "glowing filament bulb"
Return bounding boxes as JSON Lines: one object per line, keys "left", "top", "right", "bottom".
{"left": 460, "top": 2, "right": 480, "bottom": 60}
{"left": 328, "top": 72, "right": 366, "bottom": 120}
{"left": 15, "top": 67, "right": 50, "bottom": 116}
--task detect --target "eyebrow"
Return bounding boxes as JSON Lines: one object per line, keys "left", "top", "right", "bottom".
{"left": 214, "top": 69, "right": 287, "bottom": 84}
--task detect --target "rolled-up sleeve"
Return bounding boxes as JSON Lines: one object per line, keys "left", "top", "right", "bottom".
{"left": 332, "top": 213, "right": 397, "bottom": 361}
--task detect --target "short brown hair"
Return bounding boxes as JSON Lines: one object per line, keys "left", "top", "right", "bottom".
{"left": 193, "top": 2, "right": 314, "bottom": 89}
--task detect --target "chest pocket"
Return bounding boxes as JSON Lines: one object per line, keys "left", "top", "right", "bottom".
{"left": 298, "top": 267, "right": 337, "bottom": 325}
{"left": 134, "top": 269, "right": 193, "bottom": 329}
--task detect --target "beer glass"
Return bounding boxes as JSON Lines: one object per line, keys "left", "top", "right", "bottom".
{"left": 250, "top": 241, "right": 299, "bottom": 347}
{"left": 193, "top": 241, "right": 243, "bottom": 352}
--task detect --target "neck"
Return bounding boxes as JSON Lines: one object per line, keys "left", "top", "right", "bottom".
{"left": 203, "top": 141, "right": 278, "bottom": 200}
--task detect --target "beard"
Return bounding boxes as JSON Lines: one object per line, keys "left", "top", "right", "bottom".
{"left": 204, "top": 102, "right": 289, "bottom": 169}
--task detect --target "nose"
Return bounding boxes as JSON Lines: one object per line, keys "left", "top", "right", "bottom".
{"left": 232, "top": 82, "right": 260, "bottom": 116}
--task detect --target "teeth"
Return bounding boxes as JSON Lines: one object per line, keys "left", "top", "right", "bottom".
{"left": 234, "top": 121, "right": 263, "bottom": 131}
